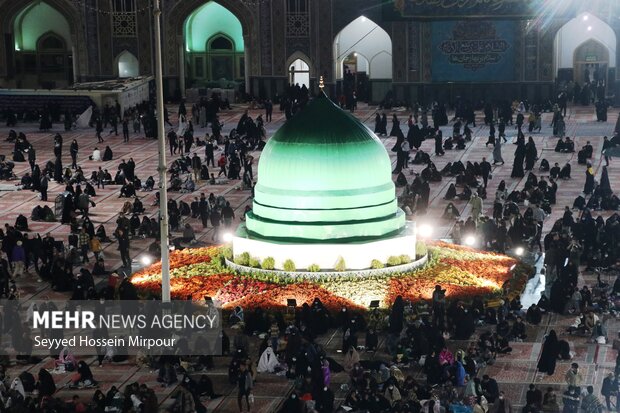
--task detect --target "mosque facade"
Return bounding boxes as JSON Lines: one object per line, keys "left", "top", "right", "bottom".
{"left": 1, "top": 0, "right": 620, "bottom": 104}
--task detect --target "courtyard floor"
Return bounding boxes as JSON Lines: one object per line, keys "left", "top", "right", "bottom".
{"left": 0, "top": 101, "right": 617, "bottom": 411}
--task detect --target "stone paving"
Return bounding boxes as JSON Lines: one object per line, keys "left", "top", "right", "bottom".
{"left": 0, "top": 101, "right": 617, "bottom": 411}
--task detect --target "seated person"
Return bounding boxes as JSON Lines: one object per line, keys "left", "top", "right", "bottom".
{"left": 90, "top": 147, "right": 101, "bottom": 161}
{"left": 539, "top": 158, "right": 550, "bottom": 172}
{"left": 102, "top": 146, "right": 113, "bottom": 161}
{"left": 181, "top": 176, "right": 195, "bottom": 193}
{"left": 181, "top": 223, "right": 195, "bottom": 243}
{"left": 92, "top": 257, "right": 107, "bottom": 275}
{"left": 71, "top": 168, "right": 85, "bottom": 184}
{"left": 444, "top": 183, "right": 457, "bottom": 200}
{"left": 440, "top": 162, "right": 453, "bottom": 176}
{"left": 114, "top": 171, "right": 126, "bottom": 185}
{"left": 20, "top": 173, "right": 33, "bottom": 189}
{"left": 455, "top": 135, "right": 466, "bottom": 150}
{"left": 15, "top": 214, "right": 28, "bottom": 231}
{"left": 132, "top": 197, "right": 144, "bottom": 214}
{"left": 200, "top": 165, "right": 210, "bottom": 180}
{"left": 169, "top": 175, "right": 182, "bottom": 191}
{"left": 143, "top": 176, "right": 155, "bottom": 191}
{"left": 450, "top": 161, "right": 465, "bottom": 176}
{"left": 102, "top": 169, "right": 113, "bottom": 184}
{"left": 563, "top": 137, "right": 575, "bottom": 153}
{"left": 525, "top": 303, "right": 542, "bottom": 325}
{"left": 95, "top": 224, "right": 110, "bottom": 242}
{"left": 577, "top": 146, "right": 590, "bottom": 164}
{"left": 559, "top": 163, "right": 571, "bottom": 179}
{"left": 421, "top": 163, "right": 442, "bottom": 182}
{"left": 509, "top": 316, "right": 527, "bottom": 340}
{"left": 550, "top": 163, "right": 561, "bottom": 179}
{"left": 572, "top": 195, "right": 586, "bottom": 210}
{"left": 442, "top": 202, "right": 460, "bottom": 220}
{"left": 84, "top": 182, "right": 96, "bottom": 197}
{"left": 120, "top": 201, "right": 133, "bottom": 215}
{"left": 457, "top": 185, "right": 472, "bottom": 201}
{"left": 554, "top": 138, "right": 565, "bottom": 152}
{"left": 13, "top": 149, "right": 25, "bottom": 162}
{"left": 119, "top": 182, "right": 136, "bottom": 198}
{"left": 129, "top": 214, "right": 141, "bottom": 236}
{"left": 558, "top": 340, "right": 571, "bottom": 360}
{"left": 138, "top": 216, "right": 152, "bottom": 238}
{"left": 395, "top": 172, "right": 408, "bottom": 187}
{"left": 443, "top": 136, "right": 454, "bottom": 150}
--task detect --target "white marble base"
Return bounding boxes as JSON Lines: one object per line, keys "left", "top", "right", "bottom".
{"left": 232, "top": 224, "right": 417, "bottom": 271}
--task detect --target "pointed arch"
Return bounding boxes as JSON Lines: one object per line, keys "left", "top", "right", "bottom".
{"left": 333, "top": 16, "right": 392, "bottom": 81}
{"left": 286, "top": 51, "right": 315, "bottom": 78}
{"left": 286, "top": 52, "right": 313, "bottom": 88}
{"left": 554, "top": 12, "right": 616, "bottom": 75}
{"left": 340, "top": 52, "right": 369, "bottom": 77}
{"left": 181, "top": 1, "right": 247, "bottom": 87}
{"left": 115, "top": 50, "right": 139, "bottom": 78}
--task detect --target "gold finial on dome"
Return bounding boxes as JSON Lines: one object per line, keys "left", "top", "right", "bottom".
{"left": 319, "top": 76, "right": 324, "bottom": 90}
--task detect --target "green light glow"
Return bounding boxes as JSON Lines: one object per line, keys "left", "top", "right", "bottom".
{"left": 246, "top": 94, "right": 405, "bottom": 243}
{"left": 184, "top": 2, "right": 244, "bottom": 53}
{"left": 14, "top": 2, "right": 71, "bottom": 52}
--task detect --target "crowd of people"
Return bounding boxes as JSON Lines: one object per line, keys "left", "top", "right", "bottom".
{"left": 0, "top": 87, "right": 618, "bottom": 413}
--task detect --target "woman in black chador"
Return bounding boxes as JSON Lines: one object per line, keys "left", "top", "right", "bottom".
{"left": 525, "top": 136, "right": 538, "bottom": 171}
{"left": 537, "top": 329, "right": 559, "bottom": 375}
{"left": 389, "top": 114, "right": 401, "bottom": 137}
{"left": 511, "top": 136, "right": 526, "bottom": 178}
{"left": 584, "top": 163, "right": 595, "bottom": 195}
{"left": 434, "top": 131, "right": 444, "bottom": 156}
{"left": 374, "top": 113, "right": 382, "bottom": 135}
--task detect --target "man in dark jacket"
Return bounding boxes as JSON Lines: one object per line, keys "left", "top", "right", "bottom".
{"left": 40, "top": 175, "right": 48, "bottom": 201}
{"left": 116, "top": 228, "right": 131, "bottom": 268}
{"left": 480, "top": 157, "right": 492, "bottom": 188}
{"left": 192, "top": 153, "right": 202, "bottom": 182}
{"left": 27, "top": 146, "right": 36, "bottom": 171}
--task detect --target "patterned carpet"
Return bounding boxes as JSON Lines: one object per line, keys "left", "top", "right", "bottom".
{"left": 0, "top": 102, "right": 617, "bottom": 411}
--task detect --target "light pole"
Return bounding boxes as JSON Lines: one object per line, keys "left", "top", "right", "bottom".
{"left": 152, "top": 0, "right": 170, "bottom": 303}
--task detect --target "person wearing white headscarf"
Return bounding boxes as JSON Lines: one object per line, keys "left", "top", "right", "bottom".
{"left": 257, "top": 346, "right": 279, "bottom": 373}
{"left": 10, "top": 378, "right": 25, "bottom": 398}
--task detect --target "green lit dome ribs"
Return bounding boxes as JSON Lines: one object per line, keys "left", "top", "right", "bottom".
{"left": 247, "top": 92, "right": 405, "bottom": 243}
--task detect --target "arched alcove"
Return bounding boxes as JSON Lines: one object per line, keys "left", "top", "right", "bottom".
{"left": 116, "top": 50, "right": 139, "bottom": 78}
{"left": 333, "top": 16, "right": 392, "bottom": 103}
{"left": 12, "top": 1, "right": 73, "bottom": 87}
{"left": 289, "top": 58, "right": 310, "bottom": 88}
{"left": 333, "top": 16, "right": 392, "bottom": 81}
{"left": 554, "top": 12, "right": 616, "bottom": 86}
{"left": 183, "top": 1, "right": 245, "bottom": 87}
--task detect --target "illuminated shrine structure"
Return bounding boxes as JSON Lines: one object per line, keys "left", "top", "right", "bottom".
{"left": 231, "top": 90, "right": 416, "bottom": 271}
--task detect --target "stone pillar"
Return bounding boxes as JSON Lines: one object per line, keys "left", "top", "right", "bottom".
{"left": 178, "top": 39, "right": 185, "bottom": 98}
{"left": 244, "top": 35, "right": 250, "bottom": 94}
{"left": 72, "top": 45, "right": 78, "bottom": 84}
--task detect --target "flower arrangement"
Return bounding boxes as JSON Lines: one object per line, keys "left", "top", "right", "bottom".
{"left": 261, "top": 257, "right": 275, "bottom": 270}
{"left": 131, "top": 242, "right": 530, "bottom": 311}
{"left": 282, "top": 259, "right": 296, "bottom": 272}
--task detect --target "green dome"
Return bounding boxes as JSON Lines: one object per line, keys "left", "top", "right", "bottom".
{"left": 245, "top": 92, "right": 405, "bottom": 243}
